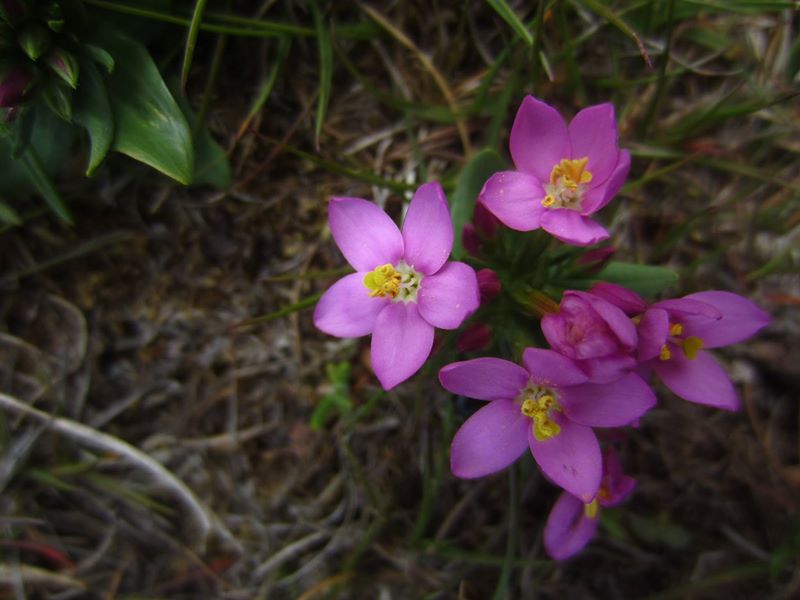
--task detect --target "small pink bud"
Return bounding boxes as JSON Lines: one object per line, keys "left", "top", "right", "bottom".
{"left": 473, "top": 201, "right": 500, "bottom": 238}
{"left": 576, "top": 246, "right": 616, "bottom": 275}
{"left": 476, "top": 269, "right": 501, "bottom": 305}
{"left": 45, "top": 48, "right": 79, "bottom": 89}
{"left": 456, "top": 323, "right": 492, "bottom": 353}
{"left": 0, "top": 66, "right": 33, "bottom": 107}
{"left": 461, "top": 223, "right": 480, "bottom": 256}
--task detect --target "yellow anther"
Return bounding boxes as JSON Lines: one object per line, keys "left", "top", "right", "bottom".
{"left": 533, "top": 415, "right": 561, "bottom": 441}
{"left": 584, "top": 499, "right": 599, "bottom": 519}
{"left": 681, "top": 336, "right": 703, "bottom": 360}
{"left": 669, "top": 323, "right": 684, "bottom": 337}
{"left": 520, "top": 398, "right": 537, "bottom": 418}
{"left": 551, "top": 157, "right": 593, "bottom": 187}
{"left": 363, "top": 264, "right": 401, "bottom": 298}
{"left": 541, "top": 195, "right": 556, "bottom": 207}
{"left": 519, "top": 388, "right": 562, "bottom": 441}
{"left": 659, "top": 344, "right": 672, "bottom": 361}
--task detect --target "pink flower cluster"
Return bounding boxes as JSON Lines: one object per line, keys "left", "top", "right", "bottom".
{"left": 440, "top": 283, "right": 770, "bottom": 559}
{"left": 314, "top": 94, "right": 771, "bottom": 561}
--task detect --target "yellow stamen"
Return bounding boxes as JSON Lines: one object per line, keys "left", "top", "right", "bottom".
{"left": 363, "top": 264, "right": 401, "bottom": 298}
{"left": 541, "top": 195, "right": 556, "bottom": 207}
{"left": 520, "top": 391, "right": 561, "bottom": 441}
{"left": 681, "top": 336, "right": 703, "bottom": 360}
{"left": 550, "top": 157, "right": 593, "bottom": 187}
{"left": 584, "top": 499, "right": 599, "bottom": 519}
{"left": 669, "top": 323, "right": 684, "bottom": 336}
{"left": 659, "top": 344, "right": 672, "bottom": 361}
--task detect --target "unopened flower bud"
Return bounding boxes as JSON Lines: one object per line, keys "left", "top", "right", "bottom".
{"left": 45, "top": 48, "right": 78, "bottom": 89}
{"left": 576, "top": 246, "right": 615, "bottom": 276}
{"left": 456, "top": 323, "right": 492, "bottom": 353}
{"left": 18, "top": 22, "right": 51, "bottom": 61}
{"left": 0, "top": 65, "right": 33, "bottom": 107}
{"left": 40, "top": 1, "right": 64, "bottom": 32}
{"left": 461, "top": 222, "right": 480, "bottom": 256}
{"left": 473, "top": 201, "right": 500, "bottom": 238}
{"left": 476, "top": 269, "right": 501, "bottom": 305}
{"left": 42, "top": 81, "right": 72, "bottom": 121}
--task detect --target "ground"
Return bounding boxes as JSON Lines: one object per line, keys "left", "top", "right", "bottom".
{"left": 1, "top": 2, "right": 799, "bottom": 599}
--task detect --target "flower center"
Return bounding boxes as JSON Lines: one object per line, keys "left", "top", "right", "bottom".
{"left": 659, "top": 322, "right": 704, "bottom": 361}
{"left": 363, "top": 261, "right": 423, "bottom": 303}
{"left": 584, "top": 499, "right": 599, "bottom": 519}
{"left": 541, "top": 157, "right": 593, "bottom": 210}
{"left": 518, "top": 384, "right": 562, "bottom": 441}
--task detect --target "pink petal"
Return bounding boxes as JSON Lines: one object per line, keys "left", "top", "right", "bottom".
{"left": 418, "top": 261, "right": 480, "bottom": 330}
{"left": 450, "top": 399, "right": 530, "bottom": 478}
{"left": 329, "top": 197, "right": 404, "bottom": 271}
{"left": 559, "top": 373, "right": 656, "bottom": 427}
{"left": 479, "top": 171, "right": 545, "bottom": 231}
{"left": 653, "top": 350, "right": 740, "bottom": 410}
{"left": 637, "top": 308, "right": 669, "bottom": 361}
{"left": 529, "top": 415, "right": 601, "bottom": 502}
{"left": 652, "top": 297, "right": 722, "bottom": 320}
{"left": 401, "top": 182, "right": 454, "bottom": 275}
{"left": 439, "top": 358, "right": 529, "bottom": 401}
{"left": 540, "top": 210, "right": 609, "bottom": 246}
{"left": 544, "top": 492, "right": 599, "bottom": 560}
{"left": 580, "top": 354, "right": 638, "bottom": 383}
{"left": 313, "top": 273, "right": 390, "bottom": 337}
{"left": 589, "top": 282, "right": 646, "bottom": 315}
{"left": 577, "top": 292, "right": 638, "bottom": 350}
{"left": 568, "top": 103, "right": 619, "bottom": 186}
{"left": 581, "top": 149, "right": 631, "bottom": 214}
{"left": 371, "top": 302, "right": 434, "bottom": 390}
{"left": 521, "top": 348, "right": 589, "bottom": 388}
{"left": 681, "top": 291, "right": 771, "bottom": 348}
{"left": 509, "top": 96, "right": 570, "bottom": 181}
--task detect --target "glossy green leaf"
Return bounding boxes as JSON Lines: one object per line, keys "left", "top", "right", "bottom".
{"left": 594, "top": 261, "right": 678, "bottom": 297}
{"left": 102, "top": 33, "right": 193, "bottom": 184}
{"left": 20, "top": 149, "right": 73, "bottom": 224}
{"left": 170, "top": 82, "right": 230, "bottom": 188}
{"left": 73, "top": 59, "right": 114, "bottom": 175}
{"left": 450, "top": 148, "right": 507, "bottom": 259}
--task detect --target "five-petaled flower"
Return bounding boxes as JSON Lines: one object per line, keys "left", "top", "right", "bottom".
{"left": 544, "top": 448, "right": 635, "bottom": 560}
{"left": 439, "top": 349, "right": 655, "bottom": 501}
{"left": 479, "top": 95, "right": 630, "bottom": 246}
{"left": 636, "top": 290, "right": 771, "bottom": 410}
{"left": 314, "top": 182, "right": 480, "bottom": 390}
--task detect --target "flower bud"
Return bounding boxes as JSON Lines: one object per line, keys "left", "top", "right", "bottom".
{"left": 42, "top": 81, "right": 72, "bottom": 121}
{"left": 45, "top": 48, "right": 78, "bottom": 89}
{"left": 40, "top": 1, "right": 64, "bottom": 32}
{"left": 456, "top": 323, "right": 492, "bottom": 353}
{"left": 18, "top": 22, "right": 51, "bottom": 61}
{"left": 0, "top": 0, "right": 26, "bottom": 24}
{"left": 461, "top": 222, "right": 480, "bottom": 257}
{"left": 473, "top": 201, "right": 500, "bottom": 238}
{"left": 576, "top": 246, "right": 615, "bottom": 276}
{"left": 476, "top": 269, "right": 501, "bottom": 305}
{"left": 0, "top": 65, "right": 33, "bottom": 107}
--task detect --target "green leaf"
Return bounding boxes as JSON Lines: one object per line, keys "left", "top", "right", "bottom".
{"left": 310, "top": 0, "right": 332, "bottom": 149}
{"left": 170, "top": 81, "right": 230, "bottom": 188}
{"left": 101, "top": 32, "right": 194, "bottom": 184}
{"left": 310, "top": 362, "right": 352, "bottom": 430}
{"left": 84, "top": 43, "right": 115, "bottom": 73}
{"left": 20, "top": 149, "right": 73, "bottom": 224}
{"left": 73, "top": 59, "right": 114, "bottom": 176}
{"left": 0, "top": 201, "right": 21, "bottom": 226}
{"left": 485, "top": 0, "right": 533, "bottom": 46}
{"left": 594, "top": 261, "right": 678, "bottom": 297}
{"left": 450, "top": 148, "right": 506, "bottom": 259}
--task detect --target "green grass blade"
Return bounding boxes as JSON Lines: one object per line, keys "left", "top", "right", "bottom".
{"left": 180, "top": 0, "right": 208, "bottom": 91}
{"left": 486, "top": 0, "right": 533, "bottom": 46}
{"left": 575, "top": 0, "right": 652, "bottom": 68}
{"left": 235, "top": 36, "right": 291, "bottom": 140}
{"left": 310, "top": 0, "right": 332, "bottom": 150}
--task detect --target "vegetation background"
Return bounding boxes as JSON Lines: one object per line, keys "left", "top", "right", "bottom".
{"left": 1, "top": 0, "right": 799, "bottom": 598}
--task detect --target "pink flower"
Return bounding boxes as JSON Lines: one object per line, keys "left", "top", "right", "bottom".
{"left": 544, "top": 448, "right": 635, "bottom": 560}
{"left": 314, "top": 182, "right": 480, "bottom": 390}
{"left": 636, "top": 291, "right": 771, "bottom": 410}
{"left": 541, "top": 290, "right": 638, "bottom": 383}
{"left": 439, "top": 349, "right": 655, "bottom": 501}
{"left": 480, "top": 96, "right": 630, "bottom": 246}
